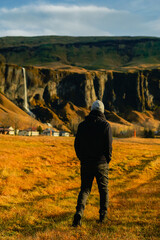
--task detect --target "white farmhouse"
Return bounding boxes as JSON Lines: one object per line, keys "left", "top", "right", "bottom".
{"left": 60, "top": 131, "right": 70, "bottom": 137}
{"left": 19, "top": 128, "right": 39, "bottom": 136}
{"left": 43, "top": 128, "right": 60, "bottom": 136}
{"left": 0, "top": 126, "right": 16, "bottom": 135}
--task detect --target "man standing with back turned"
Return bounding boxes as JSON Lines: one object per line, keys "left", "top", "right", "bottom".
{"left": 72, "top": 100, "right": 112, "bottom": 227}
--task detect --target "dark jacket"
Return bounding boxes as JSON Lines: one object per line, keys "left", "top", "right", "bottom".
{"left": 74, "top": 110, "right": 112, "bottom": 164}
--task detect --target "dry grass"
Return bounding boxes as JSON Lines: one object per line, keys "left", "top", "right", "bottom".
{"left": 0, "top": 135, "right": 159, "bottom": 240}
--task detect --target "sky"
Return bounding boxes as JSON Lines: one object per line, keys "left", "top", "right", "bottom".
{"left": 0, "top": 0, "right": 160, "bottom": 37}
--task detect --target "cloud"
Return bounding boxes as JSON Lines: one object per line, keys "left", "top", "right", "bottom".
{"left": 0, "top": 3, "right": 159, "bottom": 37}
{"left": 147, "top": 18, "right": 160, "bottom": 32}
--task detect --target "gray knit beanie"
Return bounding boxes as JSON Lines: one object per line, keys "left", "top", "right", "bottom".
{"left": 91, "top": 100, "right": 104, "bottom": 113}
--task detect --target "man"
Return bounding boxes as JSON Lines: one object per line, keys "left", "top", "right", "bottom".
{"left": 72, "top": 100, "right": 112, "bottom": 227}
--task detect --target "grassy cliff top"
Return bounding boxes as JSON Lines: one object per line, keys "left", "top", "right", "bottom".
{"left": 0, "top": 36, "right": 160, "bottom": 70}
{"left": 1, "top": 36, "right": 159, "bottom": 47}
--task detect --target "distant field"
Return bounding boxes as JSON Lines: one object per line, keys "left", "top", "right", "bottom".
{"left": 0, "top": 135, "right": 159, "bottom": 240}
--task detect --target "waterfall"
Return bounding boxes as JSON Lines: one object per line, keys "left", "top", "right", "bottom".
{"left": 22, "top": 67, "right": 29, "bottom": 112}
{"left": 22, "top": 67, "right": 35, "bottom": 117}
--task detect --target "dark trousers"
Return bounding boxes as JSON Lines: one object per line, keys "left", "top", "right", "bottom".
{"left": 75, "top": 162, "right": 109, "bottom": 217}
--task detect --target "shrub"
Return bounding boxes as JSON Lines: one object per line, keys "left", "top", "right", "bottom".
{"left": 37, "top": 125, "right": 43, "bottom": 134}
{"left": 143, "top": 129, "right": 155, "bottom": 138}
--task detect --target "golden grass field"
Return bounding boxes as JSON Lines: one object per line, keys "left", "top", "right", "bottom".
{"left": 0, "top": 135, "right": 159, "bottom": 240}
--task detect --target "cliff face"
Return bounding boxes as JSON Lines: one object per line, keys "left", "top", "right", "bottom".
{"left": 0, "top": 63, "right": 160, "bottom": 114}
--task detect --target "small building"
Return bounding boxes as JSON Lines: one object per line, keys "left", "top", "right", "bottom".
{"left": 18, "top": 130, "right": 28, "bottom": 136}
{"left": 18, "top": 128, "right": 39, "bottom": 136}
{"left": 52, "top": 131, "right": 60, "bottom": 137}
{"left": 0, "top": 127, "right": 7, "bottom": 135}
{"left": 60, "top": 131, "right": 70, "bottom": 137}
{"left": 43, "top": 128, "right": 59, "bottom": 136}
{"left": 42, "top": 129, "right": 51, "bottom": 136}
{"left": 0, "top": 126, "right": 15, "bottom": 135}
{"left": 155, "top": 130, "right": 160, "bottom": 136}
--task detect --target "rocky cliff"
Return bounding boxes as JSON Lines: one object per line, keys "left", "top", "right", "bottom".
{"left": 0, "top": 63, "right": 159, "bottom": 115}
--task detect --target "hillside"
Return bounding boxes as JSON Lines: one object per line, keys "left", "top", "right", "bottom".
{"left": 1, "top": 36, "right": 160, "bottom": 69}
{"left": 0, "top": 135, "right": 159, "bottom": 239}
{"left": 0, "top": 93, "right": 47, "bottom": 129}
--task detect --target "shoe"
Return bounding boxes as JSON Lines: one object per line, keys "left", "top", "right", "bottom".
{"left": 72, "top": 213, "right": 82, "bottom": 227}
{"left": 99, "top": 213, "right": 106, "bottom": 223}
